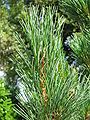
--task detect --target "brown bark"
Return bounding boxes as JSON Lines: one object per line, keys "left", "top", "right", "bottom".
{"left": 40, "top": 53, "right": 48, "bottom": 105}
{"left": 86, "top": 113, "right": 90, "bottom": 120}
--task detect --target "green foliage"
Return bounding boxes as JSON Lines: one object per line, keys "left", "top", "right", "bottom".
{"left": 0, "top": 3, "right": 19, "bottom": 101}
{"left": 0, "top": 4, "right": 15, "bottom": 70}
{"left": 59, "top": 0, "right": 90, "bottom": 29}
{"left": 1, "top": 0, "right": 90, "bottom": 120}
{"left": 0, "top": 0, "right": 26, "bottom": 102}
{"left": 70, "top": 29, "right": 90, "bottom": 74}
{"left": 14, "top": 6, "right": 90, "bottom": 120}
{"left": 34, "top": 0, "right": 58, "bottom": 5}
{"left": 8, "top": 0, "right": 25, "bottom": 24}
{"left": 0, "top": 79, "right": 16, "bottom": 120}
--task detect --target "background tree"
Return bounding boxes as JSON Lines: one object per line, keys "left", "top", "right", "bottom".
{"left": 0, "top": 0, "right": 26, "bottom": 99}
{"left": 59, "top": 0, "right": 90, "bottom": 29}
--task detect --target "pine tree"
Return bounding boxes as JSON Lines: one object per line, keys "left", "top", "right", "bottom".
{"left": 14, "top": 6, "right": 90, "bottom": 120}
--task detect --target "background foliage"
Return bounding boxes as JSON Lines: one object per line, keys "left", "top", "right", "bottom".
{"left": 59, "top": 0, "right": 90, "bottom": 29}
{"left": 70, "top": 30, "right": 90, "bottom": 71}
{"left": 0, "top": 78, "right": 16, "bottom": 120}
